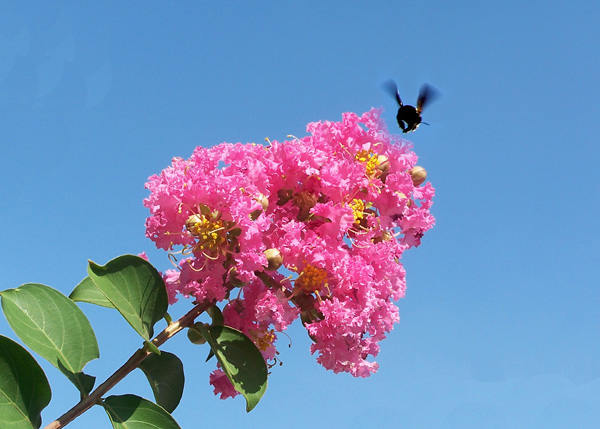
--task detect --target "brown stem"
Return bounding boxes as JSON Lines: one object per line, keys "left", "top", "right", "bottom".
{"left": 43, "top": 301, "right": 212, "bottom": 429}
{"left": 254, "top": 270, "right": 284, "bottom": 292}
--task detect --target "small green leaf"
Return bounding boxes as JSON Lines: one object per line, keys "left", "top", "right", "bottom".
{"left": 69, "top": 276, "right": 114, "bottom": 309}
{"left": 207, "top": 305, "right": 224, "bottom": 326}
{"left": 0, "top": 335, "right": 51, "bottom": 429}
{"left": 144, "top": 341, "right": 161, "bottom": 355}
{"left": 102, "top": 394, "right": 181, "bottom": 429}
{"left": 198, "top": 325, "right": 268, "bottom": 412}
{"left": 60, "top": 368, "right": 95, "bottom": 398}
{"left": 187, "top": 323, "right": 207, "bottom": 345}
{"left": 0, "top": 284, "right": 99, "bottom": 390}
{"left": 138, "top": 352, "right": 184, "bottom": 413}
{"left": 87, "top": 255, "right": 168, "bottom": 340}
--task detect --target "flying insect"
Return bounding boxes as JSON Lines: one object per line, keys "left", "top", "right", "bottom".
{"left": 383, "top": 80, "right": 438, "bottom": 133}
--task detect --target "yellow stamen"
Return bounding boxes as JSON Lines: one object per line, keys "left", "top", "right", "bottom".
{"left": 349, "top": 198, "right": 374, "bottom": 224}
{"left": 355, "top": 149, "right": 381, "bottom": 177}
{"left": 252, "top": 329, "right": 276, "bottom": 352}
{"left": 184, "top": 209, "right": 237, "bottom": 257}
{"left": 296, "top": 264, "right": 328, "bottom": 294}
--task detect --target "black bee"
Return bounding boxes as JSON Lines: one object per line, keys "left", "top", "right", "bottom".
{"left": 384, "top": 80, "right": 438, "bottom": 133}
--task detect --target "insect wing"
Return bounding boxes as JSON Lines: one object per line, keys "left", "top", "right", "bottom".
{"left": 382, "top": 79, "right": 403, "bottom": 106}
{"left": 416, "top": 84, "right": 438, "bottom": 113}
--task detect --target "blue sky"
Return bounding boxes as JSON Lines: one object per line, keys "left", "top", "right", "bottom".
{"left": 1, "top": 1, "right": 599, "bottom": 428}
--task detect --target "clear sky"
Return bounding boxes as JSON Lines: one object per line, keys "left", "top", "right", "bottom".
{"left": 1, "top": 1, "right": 599, "bottom": 428}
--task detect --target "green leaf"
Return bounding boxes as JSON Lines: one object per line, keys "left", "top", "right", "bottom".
{"left": 0, "top": 335, "right": 51, "bottom": 429}
{"left": 207, "top": 305, "right": 224, "bottom": 326}
{"left": 198, "top": 325, "right": 268, "bottom": 412}
{"left": 61, "top": 369, "right": 95, "bottom": 398}
{"left": 0, "top": 284, "right": 99, "bottom": 390}
{"left": 144, "top": 341, "right": 161, "bottom": 356}
{"left": 87, "top": 255, "right": 168, "bottom": 340}
{"left": 69, "top": 276, "right": 114, "bottom": 309}
{"left": 102, "top": 394, "right": 181, "bottom": 429}
{"left": 186, "top": 322, "right": 207, "bottom": 345}
{"left": 138, "top": 352, "right": 184, "bottom": 413}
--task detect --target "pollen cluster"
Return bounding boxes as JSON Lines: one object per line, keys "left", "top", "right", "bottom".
{"left": 295, "top": 264, "right": 328, "bottom": 294}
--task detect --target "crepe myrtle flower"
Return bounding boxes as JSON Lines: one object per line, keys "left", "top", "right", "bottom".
{"left": 144, "top": 108, "right": 435, "bottom": 398}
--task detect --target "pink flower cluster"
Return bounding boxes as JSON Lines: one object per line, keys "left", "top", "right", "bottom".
{"left": 144, "top": 108, "right": 435, "bottom": 397}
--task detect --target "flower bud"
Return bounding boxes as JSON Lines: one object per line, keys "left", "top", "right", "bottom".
{"left": 410, "top": 166, "right": 427, "bottom": 186}
{"left": 377, "top": 155, "right": 390, "bottom": 174}
{"left": 264, "top": 248, "right": 284, "bottom": 271}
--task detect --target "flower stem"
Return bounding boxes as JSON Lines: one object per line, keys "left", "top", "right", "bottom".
{"left": 43, "top": 300, "right": 212, "bottom": 429}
